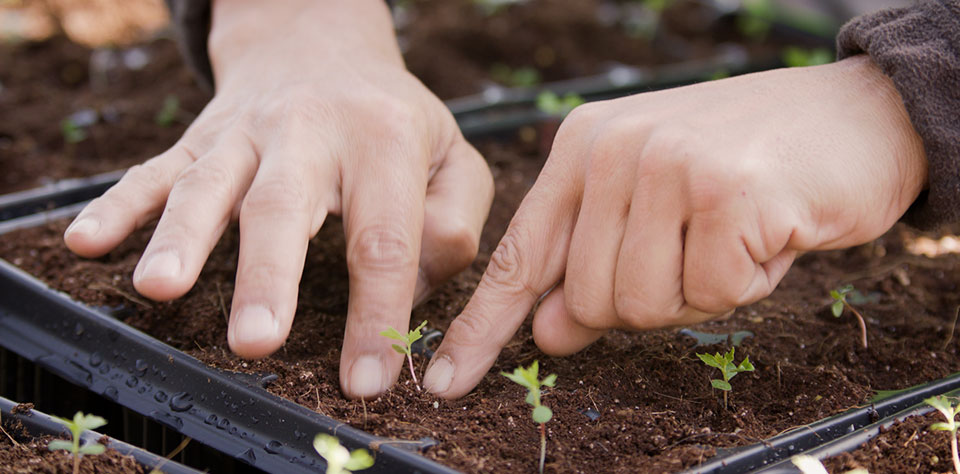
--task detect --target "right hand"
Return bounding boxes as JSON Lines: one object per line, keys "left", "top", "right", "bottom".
{"left": 64, "top": 0, "right": 494, "bottom": 399}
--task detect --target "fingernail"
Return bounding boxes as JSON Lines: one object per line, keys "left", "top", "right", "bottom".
{"left": 349, "top": 355, "right": 385, "bottom": 399}
{"left": 136, "top": 251, "right": 181, "bottom": 282}
{"left": 232, "top": 305, "right": 280, "bottom": 346}
{"left": 65, "top": 217, "right": 100, "bottom": 237}
{"left": 423, "top": 355, "right": 454, "bottom": 394}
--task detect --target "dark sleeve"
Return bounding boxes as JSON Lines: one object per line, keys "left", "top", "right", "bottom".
{"left": 836, "top": 0, "right": 960, "bottom": 230}
{"left": 164, "top": 0, "right": 214, "bottom": 92}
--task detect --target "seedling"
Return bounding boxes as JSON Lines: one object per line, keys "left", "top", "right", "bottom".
{"left": 60, "top": 118, "right": 87, "bottom": 144}
{"left": 501, "top": 360, "right": 557, "bottom": 474}
{"left": 782, "top": 47, "right": 833, "bottom": 68}
{"left": 830, "top": 284, "right": 868, "bottom": 349}
{"left": 380, "top": 320, "right": 428, "bottom": 391}
{"left": 697, "top": 347, "right": 754, "bottom": 410}
{"left": 536, "top": 91, "right": 584, "bottom": 119}
{"left": 155, "top": 94, "right": 181, "bottom": 127}
{"left": 791, "top": 454, "right": 868, "bottom": 474}
{"left": 472, "top": 0, "right": 528, "bottom": 16}
{"left": 48, "top": 411, "right": 107, "bottom": 474}
{"left": 737, "top": 0, "right": 775, "bottom": 40}
{"left": 925, "top": 395, "right": 960, "bottom": 474}
{"left": 313, "top": 433, "right": 374, "bottom": 474}
{"left": 490, "top": 63, "right": 541, "bottom": 87}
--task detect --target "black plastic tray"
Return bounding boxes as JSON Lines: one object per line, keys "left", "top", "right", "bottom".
{"left": 1, "top": 395, "right": 199, "bottom": 474}
{"left": 0, "top": 258, "right": 456, "bottom": 474}
{"left": 683, "top": 372, "right": 960, "bottom": 473}
{"left": 0, "top": 170, "right": 124, "bottom": 222}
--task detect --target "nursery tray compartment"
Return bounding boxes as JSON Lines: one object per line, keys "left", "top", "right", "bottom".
{"left": 0, "top": 170, "right": 124, "bottom": 222}
{"left": 685, "top": 372, "right": 960, "bottom": 474}
{"left": 0, "top": 260, "right": 457, "bottom": 474}
{"left": 1, "top": 395, "right": 200, "bottom": 474}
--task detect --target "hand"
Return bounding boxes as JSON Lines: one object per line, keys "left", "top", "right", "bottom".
{"left": 63, "top": 0, "right": 493, "bottom": 399}
{"left": 423, "top": 56, "right": 927, "bottom": 398}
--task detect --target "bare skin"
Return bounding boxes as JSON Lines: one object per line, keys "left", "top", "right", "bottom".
{"left": 423, "top": 56, "right": 928, "bottom": 398}
{"left": 63, "top": 0, "right": 494, "bottom": 400}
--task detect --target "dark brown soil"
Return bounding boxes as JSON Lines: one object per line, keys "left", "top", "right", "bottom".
{"left": 0, "top": 35, "right": 211, "bottom": 195}
{"left": 0, "top": 412, "right": 144, "bottom": 474}
{"left": 1, "top": 128, "right": 959, "bottom": 473}
{"left": 823, "top": 410, "right": 960, "bottom": 473}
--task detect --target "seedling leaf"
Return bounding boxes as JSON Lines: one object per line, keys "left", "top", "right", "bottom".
{"left": 390, "top": 344, "right": 405, "bottom": 355}
{"left": 344, "top": 450, "right": 375, "bottom": 471}
{"left": 711, "top": 379, "right": 732, "bottom": 391}
{"left": 48, "top": 440, "right": 74, "bottom": 451}
{"left": 532, "top": 405, "right": 553, "bottom": 424}
{"left": 314, "top": 433, "right": 373, "bottom": 474}
{"left": 931, "top": 422, "right": 954, "bottom": 431}
{"left": 738, "top": 357, "right": 754, "bottom": 371}
{"left": 831, "top": 300, "right": 843, "bottom": 317}
{"left": 542, "top": 374, "right": 557, "bottom": 387}
{"left": 696, "top": 353, "right": 722, "bottom": 369}
{"left": 379, "top": 327, "right": 405, "bottom": 342}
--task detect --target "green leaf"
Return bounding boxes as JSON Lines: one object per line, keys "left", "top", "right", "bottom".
{"left": 407, "top": 320, "right": 428, "bottom": 346}
{"left": 711, "top": 379, "right": 732, "bottom": 391}
{"left": 524, "top": 390, "right": 537, "bottom": 406}
{"left": 390, "top": 344, "right": 407, "bottom": 355}
{"left": 541, "top": 374, "right": 557, "bottom": 388}
{"left": 77, "top": 413, "right": 107, "bottom": 431}
{"left": 532, "top": 405, "right": 553, "bottom": 424}
{"left": 930, "top": 422, "right": 954, "bottom": 432}
{"left": 501, "top": 369, "right": 534, "bottom": 390}
{"left": 379, "top": 327, "right": 405, "bottom": 342}
{"left": 738, "top": 357, "right": 755, "bottom": 372}
{"left": 829, "top": 290, "right": 841, "bottom": 300}
{"left": 79, "top": 443, "right": 106, "bottom": 455}
{"left": 831, "top": 300, "right": 844, "bottom": 317}
{"left": 344, "top": 449, "right": 374, "bottom": 471}
{"left": 696, "top": 353, "right": 722, "bottom": 369}
{"left": 48, "top": 440, "right": 74, "bottom": 452}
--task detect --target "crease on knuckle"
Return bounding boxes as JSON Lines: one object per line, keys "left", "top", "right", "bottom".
{"left": 483, "top": 231, "right": 536, "bottom": 300}
{"left": 122, "top": 162, "right": 172, "bottom": 202}
{"left": 241, "top": 179, "right": 310, "bottom": 219}
{"left": 563, "top": 285, "right": 609, "bottom": 329}
{"left": 614, "top": 292, "right": 664, "bottom": 330}
{"left": 348, "top": 224, "right": 417, "bottom": 272}
{"left": 174, "top": 162, "right": 236, "bottom": 202}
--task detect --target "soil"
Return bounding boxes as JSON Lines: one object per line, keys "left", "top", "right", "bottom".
{"left": 1, "top": 129, "right": 959, "bottom": 473}
{"left": 0, "top": 35, "right": 211, "bottom": 195}
{"left": 0, "top": 410, "right": 145, "bottom": 474}
{"left": 823, "top": 410, "right": 960, "bottom": 473}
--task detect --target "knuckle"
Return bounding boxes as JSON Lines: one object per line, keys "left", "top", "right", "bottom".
{"left": 613, "top": 292, "right": 665, "bottom": 330}
{"left": 121, "top": 161, "right": 173, "bottom": 200}
{"left": 241, "top": 178, "right": 310, "bottom": 218}
{"left": 445, "top": 311, "right": 497, "bottom": 348}
{"left": 174, "top": 162, "right": 235, "bottom": 201}
{"left": 347, "top": 223, "right": 418, "bottom": 271}
{"left": 563, "top": 285, "right": 610, "bottom": 329}
{"left": 483, "top": 231, "right": 531, "bottom": 296}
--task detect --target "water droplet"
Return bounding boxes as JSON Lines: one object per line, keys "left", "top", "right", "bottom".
{"left": 265, "top": 440, "right": 283, "bottom": 455}
{"left": 155, "top": 391, "right": 168, "bottom": 403}
{"left": 103, "top": 386, "right": 119, "bottom": 400}
{"left": 98, "top": 364, "right": 110, "bottom": 374}
{"left": 205, "top": 414, "right": 218, "bottom": 425}
{"left": 134, "top": 359, "right": 148, "bottom": 376}
{"left": 89, "top": 352, "right": 103, "bottom": 367}
{"left": 125, "top": 376, "right": 139, "bottom": 388}
{"left": 73, "top": 322, "right": 84, "bottom": 338}
{"left": 294, "top": 430, "right": 306, "bottom": 440}
{"left": 217, "top": 418, "right": 231, "bottom": 430}
{"left": 170, "top": 392, "right": 194, "bottom": 412}
{"left": 242, "top": 449, "right": 256, "bottom": 463}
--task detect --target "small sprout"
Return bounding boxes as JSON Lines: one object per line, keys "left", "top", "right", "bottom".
{"left": 782, "top": 47, "right": 834, "bottom": 68}
{"left": 536, "top": 91, "right": 584, "bottom": 119}
{"left": 697, "top": 347, "right": 754, "bottom": 410}
{"left": 155, "top": 94, "right": 181, "bottom": 127}
{"left": 737, "top": 0, "right": 775, "bottom": 40}
{"left": 490, "top": 63, "right": 541, "bottom": 88}
{"left": 60, "top": 118, "right": 87, "bottom": 144}
{"left": 380, "top": 320, "right": 428, "bottom": 391}
{"left": 313, "top": 434, "right": 374, "bottom": 474}
{"left": 830, "top": 284, "right": 869, "bottom": 348}
{"left": 472, "top": 0, "right": 528, "bottom": 16}
{"left": 502, "top": 360, "right": 557, "bottom": 474}
{"left": 926, "top": 395, "right": 960, "bottom": 474}
{"left": 791, "top": 454, "right": 868, "bottom": 474}
{"left": 49, "top": 412, "right": 107, "bottom": 474}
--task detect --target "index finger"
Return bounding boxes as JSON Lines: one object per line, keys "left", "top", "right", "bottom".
{"left": 422, "top": 157, "right": 579, "bottom": 399}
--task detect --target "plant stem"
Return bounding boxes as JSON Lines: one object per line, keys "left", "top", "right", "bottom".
{"left": 407, "top": 354, "right": 421, "bottom": 391}
{"left": 723, "top": 391, "right": 728, "bottom": 411}
{"left": 951, "top": 431, "right": 960, "bottom": 474}
{"left": 844, "top": 302, "right": 868, "bottom": 348}
{"left": 73, "top": 454, "right": 80, "bottom": 474}
{"left": 539, "top": 422, "right": 546, "bottom": 474}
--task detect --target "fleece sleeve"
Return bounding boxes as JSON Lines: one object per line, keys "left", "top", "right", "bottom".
{"left": 837, "top": 0, "right": 960, "bottom": 229}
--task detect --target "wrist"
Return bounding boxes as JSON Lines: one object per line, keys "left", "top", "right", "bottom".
{"left": 208, "top": 0, "right": 402, "bottom": 82}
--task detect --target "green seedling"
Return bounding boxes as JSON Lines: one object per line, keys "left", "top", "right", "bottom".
{"left": 536, "top": 91, "right": 584, "bottom": 119}
{"left": 697, "top": 347, "right": 754, "bottom": 410}
{"left": 490, "top": 63, "right": 541, "bottom": 87}
{"left": 925, "top": 395, "right": 960, "bottom": 474}
{"left": 791, "top": 454, "right": 868, "bottom": 474}
{"left": 737, "top": 0, "right": 775, "bottom": 40}
{"left": 313, "top": 434, "right": 374, "bottom": 474}
{"left": 830, "top": 284, "right": 868, "bottom": 349}
{"left": 380, "top": 320, "right": 428, "bottom": 391}
{"left": 155, "top": 94, "right": 181, "bottom": 127}
{"left": 472, "top": 0, "right": 528, "bottom": 16}
{"left": 782, "top": 47, "right": 834, "bottom": 68}
{"left": 48, "top": 412, "right": 107, "bottom": 474}
{"left": 502, "top": 360, "right": 557, "bottom": 474}
{"left": 60, "top": 118, "right": 87, "bottom": 144}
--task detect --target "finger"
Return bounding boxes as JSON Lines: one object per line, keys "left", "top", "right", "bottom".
{"left": 423, "top": 155, "right": 581, "bottom": 399}
{"left": 532, "top": 282, "right": 607, "bottom": 356}
{"left": 64, "top": 146, "right": 195, "bottom": 257}
{"left": 683, "top": 212, "right": 797, "bottom": 312}
{"left": 414, "top": 139, "right": 495, "bottom": 305}
{"left": 338, "top": 141, "right": 429, "bottom": 400}
{"left": 614, "top": 162, "right": 716, "bottom": 329}
{"left": 133, "top": 132, "right": 258, "bottom": 301}
{"left": 227, "top": 143, "right": 329, "bottom": 360}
